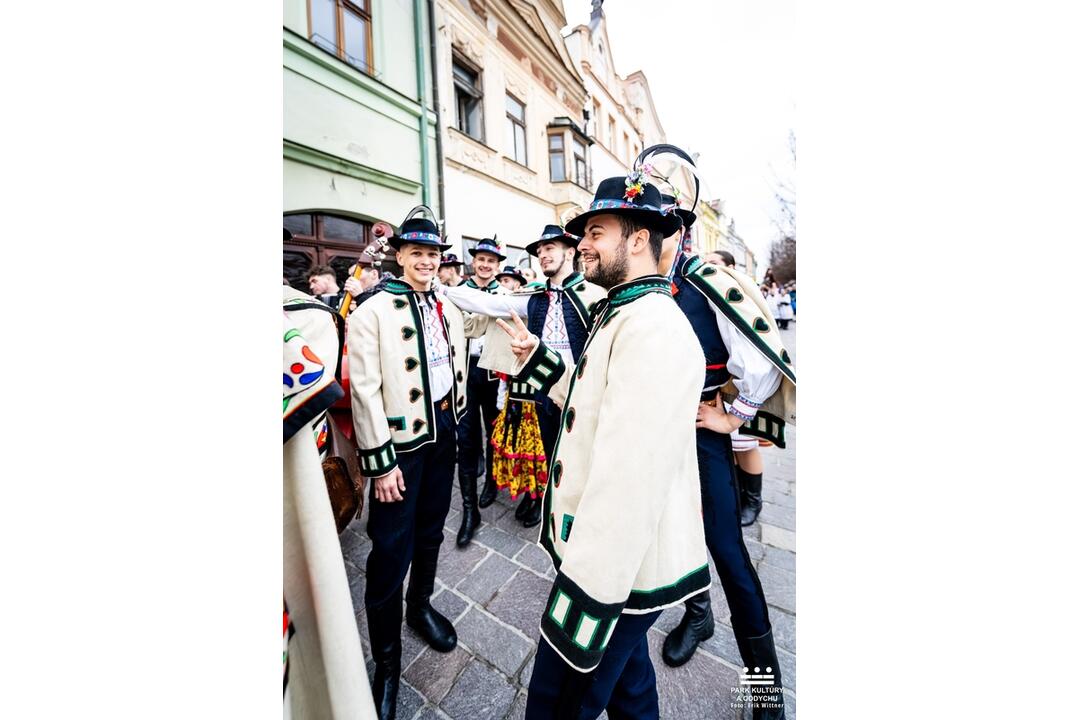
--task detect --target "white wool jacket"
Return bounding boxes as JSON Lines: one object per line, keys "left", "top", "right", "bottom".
{"left": 485, "top": 275, "right": 711, "bottom": 672}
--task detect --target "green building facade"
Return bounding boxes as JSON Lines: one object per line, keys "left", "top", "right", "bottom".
{"left": 283, "top": 0, "right": 439, "bottom": 286}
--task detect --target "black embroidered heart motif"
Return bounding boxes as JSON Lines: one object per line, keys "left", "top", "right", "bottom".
{"left": 409, "top": 388, "right": 423, "bottom": 403}
{"left": 405, "top": 357, "right": 420, "bottom": 371}
{"left": 754, "top": 318, "right": 770, "bottom": 332}
{"left": 726, "top": 287, "right": 743, "bottom": 303}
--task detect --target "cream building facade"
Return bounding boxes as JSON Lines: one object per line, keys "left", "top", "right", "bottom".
{"left": 434, "top": 0, "right": 593, "bottom": 270}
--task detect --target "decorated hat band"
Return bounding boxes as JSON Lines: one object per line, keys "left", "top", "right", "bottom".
{"left": 588, "top": 199, "right": 669, "bottom": 214}
{"left": 398, "top": 231, "right": 442, "bottom": 243}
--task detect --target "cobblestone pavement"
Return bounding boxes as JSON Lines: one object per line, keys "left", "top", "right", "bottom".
{"left": 342, "top": 324, "right": 797, "bottom": 719}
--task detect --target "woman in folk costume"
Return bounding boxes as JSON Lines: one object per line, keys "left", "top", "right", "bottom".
{"left": 348, "top": 207, "right": 480, "bottom": 720}
{"left": 437, "top": 223, "right": 605, "bottom": 528}
{"left": 283, "top": 292, "right": 376, "bottom": 720}
{"left": 646, "top": 145, "right": 794, "bottom": 719}
{"left": 484, "top": 177, "right": 709, "bottom": 719}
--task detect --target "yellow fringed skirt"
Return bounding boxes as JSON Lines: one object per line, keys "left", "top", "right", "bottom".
{"left": 489, "top": 392, "right": 548, "bottom": 501}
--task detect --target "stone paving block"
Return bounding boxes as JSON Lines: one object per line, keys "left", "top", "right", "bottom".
{"left": 504, "top": 691, "right": 528, "bottom": 720}
{"left": 762, "top": 486, "right": 796, "bottom": 509}
{"left": 761, "top": 524, "right": 796, "bottom": 552}
{"left": 431, "top": 588, "right": 470, "bottom": 624}
{"left": 654, "top": 604, "right": 684, "bottom": 634}
{"left": 486, "top": 568, "right": 551, "bottom": 638}
{"left": 443, "top": 508, "right": 461, "bottom": 532}
{"left": 403, "top": 645, "right": 471, "bottom": 704}
{"left": 495, "top": 506, "right": 546, "bottom": 541}
{"left": 698, "top": 624, "right": 744, "bottom": 667}
{"left": 770, "top": 609, "right": 796, "bottom": 654}
{"left": 473, "top": 523, "right": 529, "bottom": 559}
{"left": 778, "top": 646, "right": 796, "bottom": 692}
{"left": 434, "top": 542, "right": 488, "bottom": 589}
{"left": 512, "top": 542, "right": 552, "bottom": 576}
{"left": 415, "top": 706, "right": 452, "bottom": 720}
{"left": 784, "top": 688, "right": 796, "bottom": 719}
{"left": 397, "top": 681, "right": 424, "bottom": 720}
{"left": 401, "top": 622, "right": 431, "bottom": 671}
{"left": 347, "top": 562, "right": 366, "bottom": 616}
{"left": 455, "top": 607, "right": 533, "bottom": 678}
{"left": 762, "top": 545, "right": 796, "bottom": 572}
{"left": 649, "top": 629, "right": 741, "bottom": 719}
{"left": 439, "top": 658, "right": 518, "bottom": 720}
{"left": 757, "top": 563, "right": 795, "bottom": 614}
{"left": 760, "top": 502, "right": 796, "bottom": 531}
{"left": 741, "top": 522, "right": 761, "bottom": 542}
{"left": 456, "top": 552, "right": 518, "bottom": 605}
{"left": 744, "top": 538, "right": 766, "bottom": 563}
{"left": 518, "top": 650, "right": 535, "bottom": 687}
{"left": 339, "top": 528, "right": 371, "bottom": 567}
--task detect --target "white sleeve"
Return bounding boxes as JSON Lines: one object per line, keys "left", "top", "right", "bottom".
{"left": 442, "top": 285, "right": 532, "bottom": 318}
{"left": 712, "top": 306, "right": 783, "bottom": 421}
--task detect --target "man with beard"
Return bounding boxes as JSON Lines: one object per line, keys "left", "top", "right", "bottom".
{"left": 487, "top": 177, "right": 709, "bottom": 720}
{"left": 452, "top": 237, "right": 505, "bottom": 546}
{"left": 348, "top": 210, "right": 474, "bottom": 719}
{"left": 656, "top": 192, "right": 795, "bottom": 719}
{"left": 438, "top": 225, "right": 605, "bottom": 527}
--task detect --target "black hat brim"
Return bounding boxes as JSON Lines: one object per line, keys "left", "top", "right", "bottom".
{"left": 525, "top": 235, "right": 579, "bottom": 257}
{"left": 440, "top": 260, "right": 464, "bottom": 267}
{"left": 565, "top": 206, "right": 682, "bottom": 239}
{"left": 495, "top": 272, "right": 526, "bottom": 283}
{"left": 468, "top": 248, "right": 507, "bottom": 261}
{"left": 388, "top": 237, "right": 453, "bottom": 252}
{"left": 675, "top": 208, "right": 697, "bottom": 229}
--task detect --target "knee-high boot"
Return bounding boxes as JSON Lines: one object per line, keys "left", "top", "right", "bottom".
{"left": 736, "top": 628, "right": 786, "bottom": 719}
{"left": 366, "top": 589, "right": 403, "bottom": 720}
{"left": 405, "top": 545, "right": 457, "bottom": 652}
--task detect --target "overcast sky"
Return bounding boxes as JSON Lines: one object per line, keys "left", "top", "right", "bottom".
{"left": 563, "top": 0, "right": 795, "bottom": 276}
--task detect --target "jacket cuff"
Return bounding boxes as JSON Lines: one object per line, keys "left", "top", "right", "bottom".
{"left": 539, "top": 571, "right": 624, "bottom": 673}
{"left": 729, "top": 394, "right": 763, "bottom": 422}
{"left": 515, "top": 342, "right": 566, "bottom": 395}
{"left": 359, "top": 438, "right": 398, "bottom": 476}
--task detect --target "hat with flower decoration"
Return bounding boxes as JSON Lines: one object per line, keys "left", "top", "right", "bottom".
{"left": 468, "top": 235, "right": 507, "bottom": 261}
{"left": 386, "top": 205, "right": 451, "bottom": 251}
{"left": 564, "top": 174, "right": 681, "bottom": 238}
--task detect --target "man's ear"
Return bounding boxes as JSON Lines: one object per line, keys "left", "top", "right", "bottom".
{"left": 630, "top": 227, "right": 651, "bottom": 256}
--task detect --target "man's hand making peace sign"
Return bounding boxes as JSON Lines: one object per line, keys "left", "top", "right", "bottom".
{"left": 494, "top": 311, "right": 539, "bottom": 363}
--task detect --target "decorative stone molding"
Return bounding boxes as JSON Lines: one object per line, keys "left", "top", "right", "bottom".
{"left": 450, "top": 24, "right": 483, "bottom": 67}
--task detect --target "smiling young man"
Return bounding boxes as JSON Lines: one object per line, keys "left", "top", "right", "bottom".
{"left": 438, "top": 224, "right": 605, "bottom": 528}
{"left": 655, "top": 191, "right": 796, "bottom": 719}
{"left": 487, "top": 178, "right": 709, "bottom": 720}
{"left": 452, "top": 237, "right": 506, "bottom": 546}
{"left": 347, "top": 211, "right": 472, "bottom": 720}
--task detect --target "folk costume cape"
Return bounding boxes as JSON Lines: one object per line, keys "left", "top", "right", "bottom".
{"left": 486, "top": 275, "right": 711, "bottom": 672}
{"left": 347, "top": 279, "right": 478, "bottom": 477}
{"left": 680, "top": 256, "right": 797, "bottom": 447}
{"left": 283, "top": 307, "right": 376, "bottom": 720}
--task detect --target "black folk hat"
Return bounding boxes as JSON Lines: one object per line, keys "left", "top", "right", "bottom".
{"left": 469, "top": 236, "right": 507, "bottom": 261}
{"left": 440, "top": 253, "right": 464, "bottom": 268}
{"left": 525, "top": 224, "right": 579, "bottom": 257}
{"left": 387, "top": 215, "right": 452, "bottom": 252}
{"left": 565, "top": 176, "right": 682, "bottom": 238}
{"left": 495, "top": 265, "right": 526, "bottom": 284}
{"left": 660, "top": 193, "right": 697, "bottom": 230}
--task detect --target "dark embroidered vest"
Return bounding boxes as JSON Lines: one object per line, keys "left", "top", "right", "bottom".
{"left": 526, "top": 279, "right": 590, "bottom": 363}
{"left": 673, "top": 254, "right": 731, "bottom": 394}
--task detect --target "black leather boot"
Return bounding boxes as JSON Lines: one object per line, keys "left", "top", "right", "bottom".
{"left": 456, "top": 473, "right": 480, "bottom": 547}
{"left": 736, "top": 628, "right": 786, "bottom": 719}
{"left": 366, "top": 590, "right": 402, "bottom": 720}
{"left": 520, "top": 494, "right": 542, "bottom": 528}
{"left": 478, "top": 475, "right": 498, "bottom": 508}
{"left": 739, "top": 469, "right": 763, "bottom": 527}
{"left": 514, "top": 494, "right": 535, "bottom": 521}
{"left": 661, "top": 590, "right": 714, "bottom": 667}
{"left": 405, "top": 545, "right": 457, "bottom": 652}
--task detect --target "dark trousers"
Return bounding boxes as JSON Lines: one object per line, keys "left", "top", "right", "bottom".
{"left": 697, "top": 428, "right": 771, "bottom": 638}
{"left": 526, "top": 611, "right": 661, "bottom": 720}
{"left": 456, "top": 356, "right": 499, "bottom": 486}
{"left": 535, "top": 394, "right": 561, "bottom": 461}
{"left": 364, "top": 400, "right": 457, "bottom": 608}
